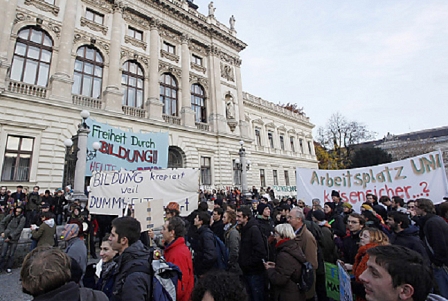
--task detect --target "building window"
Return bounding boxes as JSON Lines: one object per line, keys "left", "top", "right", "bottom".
{"left": 273, "top": 170, "right": 278, "bottom": 185}
{"left": 260, "top": 169, "right": 266, "bottom": 187}
{"left": 192, "top": 54, "right": 202, "bottom": 66}
{"left": 233, "top": 159, "right": 241, "bottom": 185}
{"left": 279, "top": 135, "right": 285, "bottom": 150}
{"left": 255, "top": 129, "right": 262, "bottom": 146}
{"left": 290, "top": 136, "right": 295, "bottom": 152}
{"left": 1, "top": 136, "right": 34, "bottom": 182}
{"left": 162, "top": 42, "right": 175, "bottom": 54}
{"left": 191, "top": 84, "right": 206, "bottom": 122}
{"left": 72, "top": 46, "right": 103, "bottom": 98}
{"left": 284, "top": 170, "right": 290, "bottom": 186}
{"left": 308, "top": 141, "right": 313, "bottom": 155}
{"left": 127, "top": 27, "right": 143, "bottom": 40}
{"left": 85, "top": 8, "right": 104, "bottom": 24}
{"left": 268, "top": 132, "right": 274, "bottom": 148}
{"left": 160, "top": 73, "right": 178, "bottom": 116}
{"left": 10, "top": 27, "right": 53, "bottom": 87}
{"left": 122, "top": 60, "right": 144, "bottom": 108}
{"left": 44, "top": 0, "right": 55, "bottom": 4}
{"left": 200, "top": 156, "right": 211, "bottom": 185}
{"left": 299, "top": 139, "right": 304, "bottom": 153}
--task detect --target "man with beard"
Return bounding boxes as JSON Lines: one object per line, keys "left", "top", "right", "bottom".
{"left": 386, "top": 211, "right": 429, "bottom": 264}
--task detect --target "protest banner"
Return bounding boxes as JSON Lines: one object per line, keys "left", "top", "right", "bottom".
{"left": 88, "top": 168, "right": 199, "bottom": 216}
{"left": 134, "top": 199, "right": 165, "bottom": 231}
{"left": 297, "top": 151, "right": 448, "bottom": 212}
{"left": 85, "top": 119, "right": 169, "bottom": 176}
{"left": 325, "top": 262, "right": 340, "bottom": 300}
{"left": 272, "top": 185, "right": 297, "bottom": 197}
{"left": 338, "top": 261, "right": 353, "bottom": 301}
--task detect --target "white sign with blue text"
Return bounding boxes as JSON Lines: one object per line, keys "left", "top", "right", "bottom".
{"left": 88, "top": 168, "right": 199, "bottom": 216}
{"left": 85, "top": 119, "right": 169, "bottom": 176}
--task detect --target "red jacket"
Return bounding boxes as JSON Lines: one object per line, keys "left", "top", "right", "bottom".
{"left": 164, "top": 237, "right": 194, "bottom": 301}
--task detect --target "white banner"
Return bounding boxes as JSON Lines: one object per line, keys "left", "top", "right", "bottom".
{"left": 88, "top": 168, "right": 200, "bottom": 216}
{"left": 296, "top": 151, "right": 448, "bottom": 213}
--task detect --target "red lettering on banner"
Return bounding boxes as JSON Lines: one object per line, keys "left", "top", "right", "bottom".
{"left": 99, "top": 141, "right": 158, "bottom": 164}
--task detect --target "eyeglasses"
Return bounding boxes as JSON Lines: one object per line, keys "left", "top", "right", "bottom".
{"left": 408, "top": 206, "right": 415, "bottom": 209}
{"left": 347, "top": 220, "right": 359, "bottom": 224}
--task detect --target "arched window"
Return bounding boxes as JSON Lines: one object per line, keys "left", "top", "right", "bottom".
{"left": 160, "top": 73, "right": 178, "bottom": 116}
{"left": 10, "top": 27, "right": 53, "bottom": 87}
{"left": 72, "top": 46, "right": 104, "bottom": 98}
{"left": 122, "top": 61, "right": 144, "bottom": 108}
{"left": 191, "top": 84, "right": 206, "bottom": 123}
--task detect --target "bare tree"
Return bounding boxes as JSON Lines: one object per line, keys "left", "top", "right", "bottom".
{"left": 317, "top": 112, "right": 376, "bottom": 167}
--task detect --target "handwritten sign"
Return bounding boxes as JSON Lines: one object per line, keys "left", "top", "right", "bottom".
{"left": 296, "top": 151, "right": 448, "bottom": 212}
{"left": 325, "top": 262, "right": 340, "bottom": 300}
{"left": 85, "top": 119, "right": 168, "bottom": 176}
{"left": 88, "top": 168, "right": 199, "bottom": 215}
{"left": 134, "top": 199, "right": 165, "bottom": 231}
{"left": 338, "top": 261, "right": 353, "bottom": 301}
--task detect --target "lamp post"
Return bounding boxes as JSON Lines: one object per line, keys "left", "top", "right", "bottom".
{"left": 63, "top": 110, "right": 100, "bottom": 207}
{"left": 235, "top": 140, "right": 251, "bottom": 198}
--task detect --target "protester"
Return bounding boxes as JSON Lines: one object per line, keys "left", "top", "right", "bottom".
{"left": 62, "top": 223, "right": 87, "bottom": 278}
{"left": 21, "top": 246, "right": 108, "bottom": 301}
{"left": 359, "top": 245, "right": 443, "bottom": 301}
{"left": 0, "top": 206, "right": 26, "bottom": 273}
{"left": 25, "top": 186, "right": 41, "bottom": 227}
{"left": 331, "top": 190, "right": 344, "bottom": 215}
{"left": 351, "top": 227, "right": 390, "bottom": 301}
{"left": 237, "top": 206, "right": 267, "bottom": 301}
{"left": 96, "top": 237, "right": 118, "bottom": 300}
{"left": 264, "top": 223, "right": 306, "bottom": 301}
{"left": 210, "top": 207, "right": 225, "bottom": 242}
{"left": 191, "top": 211, "right": 217, "bottom": 277}
{"left": 161, "top": 217, "right": 194, "bottom": 301}
{"left": 222, "top": 210, "right": 241, "bottom": 274}
{"left": 31, "top": 211, "right": 56, "bottom": 248}
{"left": 323, "top": 202, "right": 346, "bottom": 238}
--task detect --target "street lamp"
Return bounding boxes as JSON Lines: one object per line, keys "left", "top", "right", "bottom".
{"left": 234, "top": 140, "right": 251, "bottom": 198}
{"left": 64, "top": 110, "right": 99, "bottom": 207}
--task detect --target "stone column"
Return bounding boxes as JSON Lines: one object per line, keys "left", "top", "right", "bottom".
{"left": 72, "top": 124, "right": 89, "bottom": 206}
{"left": 146, "top": 19, "right": 163, "bottom": 121}
{"left": 48, "top": 0, "right": 79, "bottom": 101}
{"left": 208, "top": 45, "right": 226, "bottom": 133}
{"left": 180, "top": 34, "right": 195, "bottom": 127}
{"left": 103, "top": 2, "right": 125, "bottom": 113}
{"left": 235, "top": 61, "right": 249, "bottom": 139}
{"left": 0, "top": 0, "right": 18, "bottom": 91}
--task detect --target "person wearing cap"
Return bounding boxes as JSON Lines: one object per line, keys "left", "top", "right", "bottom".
{"left": 256, "top": 202, "right": 275, "bottom": 261}
{"left": 342, "top": 202, "right": 354, "bottom": 223}
{"left": 25, "top": 186, "right": 41, "bottom": 227}
{"left": 323, "top": 202, "right": 346, "bottom": 238}
{"left": 251, "top": 199, "right": 259, "bottom": 217}
{"left": 62, "top": 223, "right": 88, "bottom": 277}
{"left": 331, "top": 190, "right": 344, "bottom": 215}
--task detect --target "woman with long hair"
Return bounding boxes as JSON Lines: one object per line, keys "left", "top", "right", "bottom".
{"left": 352, "top": 227, "right": 389, "bottom": 301}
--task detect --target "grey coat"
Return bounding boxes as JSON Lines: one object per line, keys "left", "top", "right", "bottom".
{"left": 0, "top": 213, "right": 26, "bottom": 241}
{"left": 224, "top": 223, "right": 242, "bottom": 274}
{"left": 65, "top": 237, "right": 88, "bottom": 275}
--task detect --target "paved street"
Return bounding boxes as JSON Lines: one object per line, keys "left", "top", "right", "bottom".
{"left": 0, "top": 268, "right": 31, "bottom": 301}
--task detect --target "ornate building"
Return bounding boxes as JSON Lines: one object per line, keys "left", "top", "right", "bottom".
{"left": 0, "top": 0, "right": 317, "bottom": 191}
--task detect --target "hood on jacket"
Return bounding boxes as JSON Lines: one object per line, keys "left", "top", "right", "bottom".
{"left": 276, "top": 239, "right": 307, "bottom": 264}
{"left": 44, "top": 218, "right": 55, "bottom": 228}
{"left": 426, "top": 294, "right": 448, "bottom": 301}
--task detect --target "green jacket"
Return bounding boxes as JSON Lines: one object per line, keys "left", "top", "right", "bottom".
{"left": 32, "top": 218, "right": 56, "bottom": 247}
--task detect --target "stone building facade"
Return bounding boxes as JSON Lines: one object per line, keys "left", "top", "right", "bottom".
{"left": 0, "top": 0, "right": 317, "bottom": 192}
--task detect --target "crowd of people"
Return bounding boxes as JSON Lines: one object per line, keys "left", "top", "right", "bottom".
{"left": 1, "top": 184, "right": 448, "bottom": 301}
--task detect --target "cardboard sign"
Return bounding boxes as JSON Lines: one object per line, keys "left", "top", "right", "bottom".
{"left": 134, "top": 199, "right": 165, "bottom": 231}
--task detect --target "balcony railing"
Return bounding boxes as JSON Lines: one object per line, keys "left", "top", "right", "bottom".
{"left": 163, "top": 114, "right": 181, "bottom": 125}
{"left": 122, "top": 105, "right": 146, "bottom": 118}
{"left": 7, "top": 80, "right": 47, "bottom": 98}
{"left": 195, "top": 122, "right": 210, "bottom": 131}
{"left": 72, "top": 95, "right": 102, "bottom": 109}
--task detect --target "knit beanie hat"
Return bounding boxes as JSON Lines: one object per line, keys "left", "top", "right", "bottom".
{"left": 257, "top": 203, "right": 269, "bottom": 215}
{"left": 324, "top": 202, "right": 336, "bottom": 212}
{"left": 342, "top": 202, "right": 353, "bottom": 209}
{"left": 312, "top": 210, "right": 326, "bottom": 222}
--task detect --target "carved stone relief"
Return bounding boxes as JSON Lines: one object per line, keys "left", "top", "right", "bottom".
{"left": 159, "top": 61, "right": 182, "bottom": 78}
{"left": 120, "top": 49, "right": 149, "bottom": 67}
{"left": 220, "top": 62, "right": 234, "bottom": 82}
{"left": 189, "top": 73, "right": 208, "bottom": 90}
{"left": 159, "top": 27, "right": 181, "bottom": 44}
{"left": 123, "top": 11, "right": 150, "bottom": 29}
{"left": 190, "top": 62, "right": 206, "bottom": 74}
{"left": 24, "top": 0, "right": 60, "bottom": 17}
{"left": 81, "top": 0, "right": 112, "bottom": 13}
{"left": 80, "top": 18, "right": 108, "bottom": 35}
{"left": 74, "top": 33, "right": 110, "bottom": 54}
{"left": 160, "top": 50, "right": 180, "bottom": 63}
{"left": 124, "top": 36, "right": 147, "bottom": 50}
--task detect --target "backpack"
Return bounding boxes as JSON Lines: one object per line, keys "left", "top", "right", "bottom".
{"left": 213, "top": 234, "right": 229, "bottom": 270}
{"left": 296, "top": 261, "right": 315, "bottom": 292}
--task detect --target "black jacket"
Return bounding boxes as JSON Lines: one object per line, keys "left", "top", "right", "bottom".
{"left": 34, "top": 281, "right": 108, "bottom": 301}
{"left": 390, "top": 225, "right": 430, "bottom": 265}
{"left": 327, "top": 213, "right": 346, "bottom": 238}
{"left": 112, "top": 240, "right": 152, "bottom": 301}
{"left": 191, "top": 225, "right": 217, "bottom": 276}
{"left": 418, "top": 214, "right": 448, "bottom": 267}
{"left": 210, "top": 219, "right": 225, "bottom": 242}
{"left": 342, "top": 230, "right": 361, "bottom": 264}
{"left": 239, "top": 218, "right": 267, "bottom": 275}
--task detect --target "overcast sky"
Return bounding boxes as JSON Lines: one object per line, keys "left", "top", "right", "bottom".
{"left": 193, "top": 0, "right": 448, "bottom": 139}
